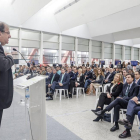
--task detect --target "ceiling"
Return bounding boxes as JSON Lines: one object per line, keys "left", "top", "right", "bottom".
{"left": 1, "top": 0, "right": 140, "bottom": 47}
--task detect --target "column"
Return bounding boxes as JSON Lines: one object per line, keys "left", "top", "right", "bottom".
{"left": 101, "top": 42, "right": 104, "bottom": 60}
{"left": 75, "top": 37, "right": 78, "bottom": 66}
{"left": 122, "top": 46, "right": 125, "bottom": 61}
{"left": 89, "top": 40, "right": 92, "bottom": 64}
{"left": 18, "top": 28, "right": 22, "bottom": 59}
{"left": 131, "top": 47, "right": 134, "bottom": 60}
{"left": 139, "top": 48, "right": 140, "bottom": 61}
{"left": 59, "top": 34, "right": 62, "bottom": 64}
{"left": 112, "top": 44, "right": 115, "bottom": 65}
{"left": 39, "top": 31, "right": 43, "bottom": 64}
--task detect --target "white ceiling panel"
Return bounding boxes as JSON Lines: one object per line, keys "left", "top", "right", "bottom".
{"left": 88, "top": 4, "right": 140, "bottom": 37}
{"left": 55, "top": 0, "right": 140, "bottom": 31}
{"left": 0, "top": 0, "right": 52, "bottom": 26}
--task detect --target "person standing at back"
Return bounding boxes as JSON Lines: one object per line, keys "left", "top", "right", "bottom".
{"left": 0, "top": 22, "right": 14, "bottom": 126}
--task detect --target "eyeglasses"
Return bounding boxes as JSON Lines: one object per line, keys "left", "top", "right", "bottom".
{"left": 2, "top": 31, "right": 10, "bottom": 35}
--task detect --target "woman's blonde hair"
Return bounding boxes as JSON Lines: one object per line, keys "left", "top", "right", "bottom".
{"left": 78, "top": 68, "right": 82, "bottom": 73}
{"left": 112, "top": 73, "right": 123, "bottom": 84}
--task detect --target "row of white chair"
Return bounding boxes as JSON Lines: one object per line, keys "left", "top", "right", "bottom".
{"left": 54, "top": 87, "right": 85, "bottom": 100}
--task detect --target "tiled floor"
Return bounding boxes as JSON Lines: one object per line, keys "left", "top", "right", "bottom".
{"left": 46, "top": 94, "right": 140, "bottom": 140}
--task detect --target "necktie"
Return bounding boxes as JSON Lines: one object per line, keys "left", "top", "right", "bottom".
{"left": 125, "top": 85, "right": 130, "bottom": 97}
{"left": 60, "top": 74, "right": 64, "bottom": 83}
{"left": 51, "top": 74, "right": 55, "bottom": 84}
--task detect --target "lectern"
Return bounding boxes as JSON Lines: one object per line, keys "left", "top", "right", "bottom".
{"left": 14, "top": 75, "right": 47, "bottom": 140}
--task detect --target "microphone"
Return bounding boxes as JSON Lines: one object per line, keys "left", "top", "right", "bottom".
{"left": 13, "top": 48, "right": 30, "bottom": 67}
{"left": 13, "top": 48, "right": 36, "bottom": 80}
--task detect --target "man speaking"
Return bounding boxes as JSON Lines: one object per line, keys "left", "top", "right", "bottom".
{"left": 0, "top": 22, "right": 14, "bottom": 126}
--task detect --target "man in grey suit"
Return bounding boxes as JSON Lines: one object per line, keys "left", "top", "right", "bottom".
{"left": 0, "top": 22, "right": 14, "bottom": 126}
{"left": 127, "top": 62, "right": 133, "bottom": 70}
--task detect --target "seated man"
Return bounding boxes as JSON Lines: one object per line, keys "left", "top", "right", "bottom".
{"left": 94, "top": 74, "right": 139, "bottom": 132}
{"left": 47, "top": 68, "right": 70, "bottom": 100}
{"left": 134, "top": 71, "right": 140, "bottom": 85}
{"left": 85, "top": 67, "right": 92, "bottom": 80}
{"left": 46, "top": 68, "right": 60, "bottom": 95}
{"left": 118, "top": 92, "right": 140, "bottom": 138}
{"left": 103, "top": 68, "right": 115, "bottom": 84}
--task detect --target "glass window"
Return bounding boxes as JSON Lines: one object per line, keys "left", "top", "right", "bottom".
{"left": 61, "top": 50, "right": 75, "bottom": 64}
{"left": 77, "top": 52, "right": 89, "bottom": 65}
{"left": 21, "top": 48, "right": 40, "bottom": 61}
{"left": 3, "top": 46, "right": 19, "bottom": 59}
{"left": 43, "top": 49, "right": 59, "bottom": 64}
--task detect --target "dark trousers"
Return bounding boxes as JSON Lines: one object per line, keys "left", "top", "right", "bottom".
{"left": 46, "top": 85, "right": 48, "bottom": 93}
{"left": 126, "top": 100, "right": 140, "bottom": 126}
{"left": 69, "top": 80, "right": 83, "bottom": 94}
{"left": 97, "top": 93, "right": 112, "bottom": 110}
{"left": 68, "top": 80, "right": 75, "bottom": 93}
{"left": 51, "top": 81, "right": 67, "bottom": 94}
{"left": 106, "top": 98, "right": 128, "bottom": 122}
{"left": 0, "top": 109, "right": 3, "bottom": 126}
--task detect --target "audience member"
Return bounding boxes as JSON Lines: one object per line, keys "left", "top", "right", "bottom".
{"left": 94, "top": 74, "right": 139, "bottom": 132}
{"left": 92, "top": 73, "right": 123, "bottom": 121}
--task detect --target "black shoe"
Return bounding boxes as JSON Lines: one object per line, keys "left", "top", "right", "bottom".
{"left": 91, "top": 109, "right": 97, "bottom": 113}
{"left": 118, "top": 119, "right": 132, "bottom": 129}
{"left": 91, "top": 108, "right": 101, "bottom": 113}
{"left": 94, "top": 110, "right": 104, "bottom": 117}
{"left": 69, "top": 93, "right": 72, "bottom": 98}
{"left": 119, "top": 130, "right": 131, "bottom": 138}
{"left": 46, "top": 96, "right": 53, "bottom": 100}
{"left": 110, "top": 125, "right": 119, "bottom": 132}
{"left": 93, "top": 116, "right": 103, "bottom": 122}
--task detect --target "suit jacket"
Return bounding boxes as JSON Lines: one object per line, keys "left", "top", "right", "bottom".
{"left": 105, "top": 72, "right": 110, "bottom": 79}
{"left": 85, "top": 71, "right": 92, "bottom": 80}
{"left": 71, "top": 72, "right": 78, "bottom": 80}
{"left": 58, "top": 73, "right": 70, "bottom": 89}
{"left": 107, "top": 83, "right": 123, "bottom": 98}
{"left": 98, "top": 64, "right": 103, "bottom": 68}
{"left": 135, "top": 79, "right": 140, "bottom": 85}
{"left": 108, "top": 72, "right": 115, "bottom": 83}
{"left": 49, "top": 73, "right": 60, "bottom": 84}
{"left": 119, "top": 82, "right": 139, "bottom": 101}
{"left": 68, "top": 71, "right": 74, "bottom": 79}
{"left": 109, "top": 64, "right": 113, "bottom": 68}
{"left": 75, "top": 74, "right": 85, "bottom": 87}
{"left": 0, "top": 45, "right": 14, "bottom": 109}
{"left": 93, "top": 75, "right": 104, "bottom": 85}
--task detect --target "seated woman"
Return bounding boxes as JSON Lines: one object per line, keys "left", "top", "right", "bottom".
{"left": 92, "top": 73, "right": 123, "bottom": 121}
{"left": 69, "top": 69, "right": 84, "bottom": 98}
{"left": 87, "top": 69, "right": 104, "bottom": 95}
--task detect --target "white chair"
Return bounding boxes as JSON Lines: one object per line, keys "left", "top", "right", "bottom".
{"left": 103, "top": 83, "right": 111, "bottom": 93}
{"left": 120, "top": 109, "right": 139, "bottom": 126}
{"left": 95, "top": 85, "right": 103, "bottom": 97}
{"left": 95, "top": 98, "right": 114, "bottom": 123}
{"left": 55, "top": 89, "right": 69, "bottom": 100}
{"left": 73, "top": 87, "right": 85, "bottom": 98}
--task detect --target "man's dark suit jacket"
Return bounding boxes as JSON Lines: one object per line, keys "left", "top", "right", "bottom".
{"left": 119, "top": 82, "right": 139, "bottom": 101}
{"left": 58, "top": 73, "right": 70, "bottom": 89}
{"left": 85, "top": 71, "right": 92, "bottom": 80}
{"left": 49, "top": 73, "right": 60, "bottom": 84}
{"left": 0, "top": 45, "right": 14, "bottom": 110}
{"left": 108, "top": 72, "right": 115, "bottom": 83}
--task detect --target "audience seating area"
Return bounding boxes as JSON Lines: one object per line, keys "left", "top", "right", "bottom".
{"left": 14, "top": 60, "right": 140, "bottom": 139}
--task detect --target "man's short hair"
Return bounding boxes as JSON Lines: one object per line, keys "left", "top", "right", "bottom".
{"left": 135, "top": 71, "right": 140, "bottom": 75}
{"left": 0, "top": 22, "right": 6, "bottom": 32}
{"left": 61, "top": 67, "right": 66, "bottom": 71}
{"left": 126, "top": 73, "right": 134, "bottom": 80}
